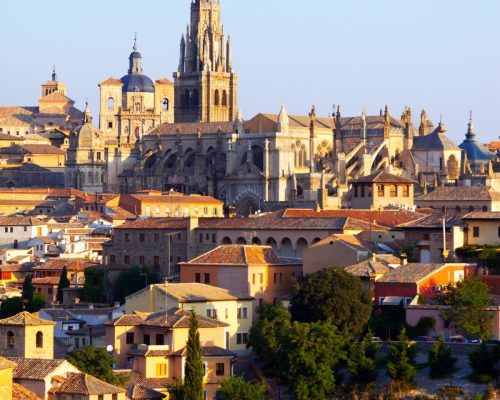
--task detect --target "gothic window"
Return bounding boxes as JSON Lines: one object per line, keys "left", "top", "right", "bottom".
{"left": 107, "top": 98, "right": 114, "bottom": 111}
{"left": 214, "top": 90, "right": 220, "bottom": 106}
{"left": 36, "top": 331, "right": 43, "bottom": 348}
{"left": 222, "top": 90, "right": 228, "bottom": 106}
{"left": 447, "top": 155, "right": 459, "bottom": 179}
{"left": 162, "top": 98, "right": 169, "bottom": 111}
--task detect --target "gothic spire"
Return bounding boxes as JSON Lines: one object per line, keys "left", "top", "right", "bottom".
{"left": 465, "top": 111, "right": 477, "bottom": 141}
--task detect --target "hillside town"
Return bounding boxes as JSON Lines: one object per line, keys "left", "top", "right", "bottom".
{"left": 1, "top": 1, "right": 500, "bottom": 399}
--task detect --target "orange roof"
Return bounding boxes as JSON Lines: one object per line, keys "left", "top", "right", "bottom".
{"left": 49, "top": 373, "right": 125, "bottom": 395}
{"left": 13, "top": 383, "right": 43, "bottom": 400}
{"left": 0, "top": 311, "right": 55, "bottom": 326}
{"left": 99, "top": 77, "right": 123, "bottom": 86}
{"left": 184, "top": 245, "right": 299, "bottom": 266}
{"left": 128, "top": 194, "right": 223, "bottom": 205}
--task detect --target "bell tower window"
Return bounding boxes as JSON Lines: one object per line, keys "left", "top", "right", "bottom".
{"left": 163, "top": 98, "right": 169, "bottom": 111}
{"left": 107, "top": 97, "right": 114, "bottom": 111}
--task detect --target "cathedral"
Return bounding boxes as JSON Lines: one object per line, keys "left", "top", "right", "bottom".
{"left": 62, "top": 0, "right": 498, "bottom": 214}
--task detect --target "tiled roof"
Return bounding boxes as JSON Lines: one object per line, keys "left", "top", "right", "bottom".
{"left": 345, "top": 258, "right": 391, "bottom": 278}
{"left": 281, "top": 209, "right": 425, "bottom": 228}
{"left": 49, "top": 373, "right": 125, "bottom": 395}
{"left": 185, "top": 245, "right": 296, "bottom": 266}
{"left": 151, "top": 121, "right": 235, "bottom": 136}
{"left": 105, "top": 312, "right": 148, "bottom": 327}
{"left": 12, "top": 383, "right": 42, "bottom": 400}
{"left": 463, "top": 212, "right": 500, "bottom": 220}
{"left": 0, "top": 264, "right": 33, "bottom": 273}
{"left": 155, "top": 78, "right": 173, "bottom": 85}
{"left": 173, "top": 346, "right": 236, "bottom": 358}
{"left": 419, "top": 186, "right": 500, "bottom": 202}
{"left": 114, "top": 218, "right": 188, "bottom": 230}
{"left": 32, "top": 277, "right": 62, "bottom": 285}
{"left": 339, "top": 114, "right": 405, "bottom": 130}
{"left": 412, "top": 129, "right": 460, "bottom": 151}
{"left": 0, "top": 143, "right": 65, "bottom": 155}
{"left": 128, "top": 383, "right": 166, "bottom": 399}
{"left": 0, "top": 216, "right": 46, "bottom": 226}
{"left": 9, "top": 358, "right": 69, "bottom": 380}
{"left": 151, "top": 283, "right": 254, "bottom": 303}
{"left": 398, "top": 213, "right": 465, "bottom": 229}
{"left": 32, "top": 258, "right": 95, "bottom": 271}
{"left": 350, "top": 171, "right": 416, "bottom": 184}
{"left": 41, "top": 309, "right": 76, "bottom": 321}
{"left": 128, "top": 348, "right": 174, "bottom": 357}
{"left": 140, "top": 308, "right": 229, "bottom": 329}
{"left": 0, "top": 311, "right": 55, "bottom": 326}
{"left": 308, "top": 234, "right": 370, "bottom": 252}
{"left": 99, "top": 77, "right": 123, "bottom": 86}
{"left": 377, "top": 263, "right": 450, "bottom": 284}
{"left": 113, "top": 370, "right": 173, "bottom": 391}
{"left": 0, "top": 132, "right": 24, "bottom": 141}
{"left": 128, "top": 194, "right": 223, "bottom": 205}
{"left": 257, "top": 113, "right": 333, "bottom": 129}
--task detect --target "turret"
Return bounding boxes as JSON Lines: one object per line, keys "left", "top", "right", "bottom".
{"left": 179, "top": 35, "right": 186, "bottom": 73}
{"left": 277, "top": 104, "right": 289, "bottom": 133}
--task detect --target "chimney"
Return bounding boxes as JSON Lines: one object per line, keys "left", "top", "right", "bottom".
{"left": 400, "top": 253, "right": 408, "bottom": 265}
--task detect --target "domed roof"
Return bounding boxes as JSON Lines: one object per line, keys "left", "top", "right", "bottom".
{"left": 459, "top": 114, "right": 494, "bottom": 167}
{"left": 121, "top": 73, "right": 155, "bottom": 93}
{"left": 121, "top": 36, "right": 154, "bottom": 93}
{"left": 71, "top": 104, "right": 103, "bottom": 149}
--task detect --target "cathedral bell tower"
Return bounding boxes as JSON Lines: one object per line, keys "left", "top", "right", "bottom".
{"left": 174, "top": 0, "right": 238, "bottom": 123}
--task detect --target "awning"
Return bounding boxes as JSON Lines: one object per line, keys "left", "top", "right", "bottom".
{"left": 381, "top": 296, "right": 403, "bottom": 306}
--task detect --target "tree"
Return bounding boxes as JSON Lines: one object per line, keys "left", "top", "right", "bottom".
{"left": 183, "top": 311, "right": 204, "bottom": 400}
{"left": 247, "top": 303, "right": 291, "bottom": 368}
{"left": 348, "top": 330, "right": 380, "bottom": 384}
{"left": 67, "top": 345, "right": 126, "bottom": 385}
{"left": 0, "top": 297, "right": 23, "bottom": 318}
{"left": 440, "top": 276, "right": 494, "bottom": 340}
{"left": 387, "top": 327, "right": 417, "bottom": 385}
{"left": 22, "top": 274, "right": 34, "bottom": 309}
{"left": 282, "top": 320, "right": 347, "bottom": 400}
{"left": 468, "top": 342, "right": 497, "bottom": 384}
{"left": 290, "top": 268, "right": 372, "bottom": 335}
{"left": 112, "top": 266, "right": 161, "bottom": 304}
{"left": 56, "top": 266, "right": 70, "bottom": 304}
{"left": 428, "top": 335, "right": 457, "bottom": 379}
{"left": 167, "top": 379, "right": 185, "bottom": 400}
{"left": 219, "top": 376, "right": 267, "bottom": 400}
{"left": 83, "top": 267, "right": 105, "bottom": 303}
{"left": 29, "top": 293, "right": 46, "bottom": 312}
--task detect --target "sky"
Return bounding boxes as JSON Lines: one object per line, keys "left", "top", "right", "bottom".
{"left": 1, "top": 0, "right": 499, "bottom": 143}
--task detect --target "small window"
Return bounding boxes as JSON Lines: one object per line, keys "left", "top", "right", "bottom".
{"left": 390, "top": 185, "right": 398, "bottom": 197}
{"left": 109, "top": 255, "right": 116, "bottom": 264}
{"left": 156, "top": 333, "right": 164, "bottom": 345}
{"left": 473, "top": 227, "right": 480, "bottom": 238}
{"left": 377, "top": 185, "right": 384, "bottom": 197}
{"left": 124, "top": 255, "right": 131, "bottom": 264}
{"left": 139, "top": 233, "right": 145, "bottom": 242}
{"left": 237, "top": 307, "right": 248, "bottom": 320}
{"left": 162, "top": 98, "right": 169, "bottom": 111}
{"left": 156, "top": 363, "right": 167, "bottom": 376}
{"left": 108, "top": 121, "right": 113, "bottom": 129}
{"left": 402, "top": 185, "right": 410, "bottom": 197}
{"left": 7, "top": 331, "right": 14, "bottom": 348}
{"left": 139, "top": 256, "right": 145, "bottom": 265}
{"left": 154, "top": 233, "right": 160, "bottom": 242}
{"left": 204, "top": 273, "right": 210, "bottom": 284}
{"left": 236, "top": 333, "right": 248, "bottom": 345}
{"left": 144, "top": 334, "right": 150, "bottom": 345}
{"left": 195, "top": 273, "right": 201, "bottom": 283}
{"left": 216, "top": 363, "right": 225, "bottom": 376}
{"left": 126, "top": 332, "right": 134, "bottom": 345}
{"left": 199, "top": 234, "right": 203, "bottom": 243}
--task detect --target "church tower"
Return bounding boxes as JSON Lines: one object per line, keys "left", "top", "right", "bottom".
{"left": 174, "top": 0, "right": 238, "bottom": 123}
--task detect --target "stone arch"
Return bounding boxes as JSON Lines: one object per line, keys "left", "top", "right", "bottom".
{"left": 165, "top": 152, "right": 177, "bottom": 169}
{"left": 162, "top": 98, "right": 169, "bottom": 111}
{"left": 266, "top": 237, "right": 278, "bottom": 252}
{"left": 236, "top": 237, "right": 247, "bottom": 245}
{"left": 312, "top": 237, "right": 322, "bottom": 244}
{"left": 221, "top": 237, "right": 232, "bottom": 245}
{"left": 184, "top": 148, "right": 195, "bottom": 169}
{"left": 36, "top": 331, "right": 43, "bottom": 348}
{"left": 280, "top": 238, "right": 294, "bottom": 257}
{"left": 252, "top": 237, "right": 262, "bottom": 245}
{"left": 295, "top": 238, "right": 309, "bottom": 258}
{"left": 144, "top": 152, "right": 157, "bottom": 169}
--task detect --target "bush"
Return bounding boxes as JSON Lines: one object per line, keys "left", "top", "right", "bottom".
{"left": 468, "top": 342, "right": 496, "bottom": 383}
{"left": 428, "top": 336, "right": 457, "bottom": 379}
{"left": 408, "top": 316, "right": 436, "bottom": 337}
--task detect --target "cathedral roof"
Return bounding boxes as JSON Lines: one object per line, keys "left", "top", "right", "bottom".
{"left": 121, "top": 74, "right": 155, "bottom": 93}
{"left": 459, "top": 115, "right": 494, "bottom": 166}
{"left": 412, "top": 123, "right": 460, "bottom": 151}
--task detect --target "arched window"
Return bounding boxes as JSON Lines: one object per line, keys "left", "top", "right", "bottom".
{"left": 107, "top": 97, "right": 114, "bottom": 111}
{"left": 221, "top": 237, "right": 232, "bottom": 245}
{"left": 222, "top": 90, "right": 228, "bottom": 106}
{"left": 7, "top": 331, "right": 14, "bottom": 348}
{"left": 36, "top": 331, "right": 43, "bottom": 348}
{"left": 236, "top": 237, "right": 247, "bottom": 244}
{"left": 447, "top": 155, "right": 459, "bottom": 179}
{"left": 162, "top": 98, "right": 169, "bottom": 111}
{"left": 252, "top": 237, "right": 262, "bottom": 245}
{"left": 214, "top": 90, "right": 220, "bottom": 106}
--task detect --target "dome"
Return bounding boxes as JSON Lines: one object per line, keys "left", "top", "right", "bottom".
{"left": 121, "top": 73, "right": 155, "bottom": 93}
{"left": 459, "top": 115, "right": 494, "bottom": 168}
{"left": 72, "top": 123, "right": 102, "bottom": 149}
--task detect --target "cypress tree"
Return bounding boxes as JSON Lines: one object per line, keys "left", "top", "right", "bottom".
{"left": 387, "top": 327, "right": 417, "bottom": 385}
{"left": 183, "top": 311, "right": 204, "bottom": 400}
{"left": 22, "top": 274, "right": 34, "bottom": 310}
{"left": 56, "top": 266, "right": 70, "bottom": 303}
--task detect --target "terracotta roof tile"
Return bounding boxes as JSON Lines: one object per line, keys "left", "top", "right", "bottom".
{"left": 140, "top": 308, "right": 229, "bottom": 329}
{"left": 8, "top": 358, "right": 70, "bottom": 380}
{"left": 99, "top": 77, "right": 123, "bottom": 86}
{"left": 377, "top": 263, "right": 453, "bottom": 284}
{"left": 416, "top": 186, "right": 497, "bottom": 202}
{"left": 128, "top": 194, "right": 223, "bottom": 205}
{"left": 0, "top": 311, "right": 55, "bottom": 326}
{"left": 149, "top": 283, "right": 253, "bottom": 303}
{"left": 12, "top": 383, "right": 42, "bottom": 400}
{"left": 128, "top": 383, "right": 165, "bottom": 399}
{"left": 350, "top": 171, "right": 416, "bottom": 184}
{"left": 50, "top": 373, "right": 125, "bottom": 395}
{"left": 345, "top": 258, "right": 391, "bottom": 278}
{"left": 114, "top": 218, "right": 188, "bottom": 230}
{"left": 0, "top": 216, "right": 46, "bottom": 226}
{"left": 398, "top": 213, "right": 465, "bottom": 229}
{"left": 173, "top": 346, "right": 236, "bottom": 358}
{"left": 106, "top": 312, "right": 148, "bottom": 327}
{"left": 151, "top": 121, "right": 235, "bottom": 137}
{"left": 32, "top": 259, "right": 96, "bottom": 271}
{"left": 462, "top": 212, "right": 500, "bottom": 220}
{"left": 0, "top": 356, "right": 17, "bottom": 369}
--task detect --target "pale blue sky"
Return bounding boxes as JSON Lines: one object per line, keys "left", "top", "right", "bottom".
{"left": 1, "top": 0, "right": 499, "bottom": 142}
